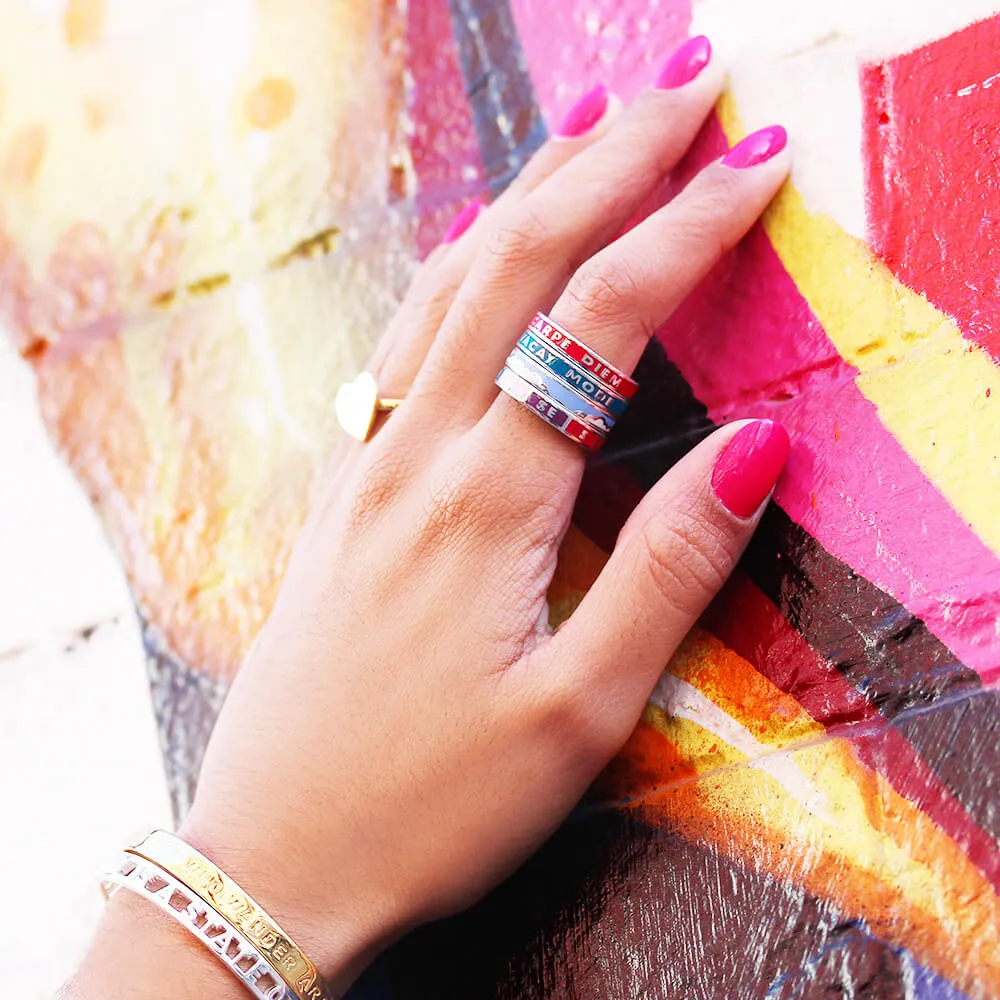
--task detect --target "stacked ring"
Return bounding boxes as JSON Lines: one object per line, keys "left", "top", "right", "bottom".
{"left": 495, "top": 366, "right": 606, "bottom": 450}
{"left": 495, "top": 311, "right": 637, "bottom": 451}
{"left": 526, "top": 312, "right": 638, "bottom": 399}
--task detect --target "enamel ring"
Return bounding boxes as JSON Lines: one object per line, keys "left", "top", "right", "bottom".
{"left": 504, "top": 348, "right": 618, "bottom": 430}
{"left": 495, "top": 365, "right": 606, "bottom": 451}
{"left": 334, "top": 371, "right": 403, "bottom": 442}
{"left": 527, "top": 311, "right": 638, "bottom": 399}
{"left": 515, "top": 330, "right": 629, "bottom": 418}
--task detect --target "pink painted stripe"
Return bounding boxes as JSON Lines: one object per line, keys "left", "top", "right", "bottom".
{"left": 510, "top": 0, "right": 692, "bottom": 125}
{"left": 707, "top": 574, "right": 1000, "bottom": 893}
{"left": 662, "top": 125, "right": 1000, "bottom": 681}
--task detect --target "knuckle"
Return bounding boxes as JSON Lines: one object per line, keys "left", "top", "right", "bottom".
{"left": 673, "top": 172, "right": 746, "bottom": 255}
{"left": 408, "top": 274, "right": 462, "bottom": 328}
{"left": 638, "top": 510, "right": 733, "bottom": 618}
{"left": 482, "top": 204, "right": 553, "bottom": 271}
{"left": 534, "top": 672, "right": 617, "bottom": 766}
{"left": 564, "top": 257, "right": 644, "bottom": 327}
{"left": 409, "top": 456, "right": 491, "bottom": 558}
{"left": 343, "top": 447, "right": 412, "bottom": 536}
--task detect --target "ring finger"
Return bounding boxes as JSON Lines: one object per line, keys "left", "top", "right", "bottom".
{"left": 478, "top": 124, "right": 791, "bottom": 470}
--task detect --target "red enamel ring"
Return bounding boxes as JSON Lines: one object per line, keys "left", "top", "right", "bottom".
{"left": 527, "top": 311, "right": 639, "bottom": 399}
{"left": 495, "top": 366, "right": 605, "bottom": 451}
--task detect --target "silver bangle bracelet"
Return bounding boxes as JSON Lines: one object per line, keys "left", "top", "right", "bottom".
{"left": 101, "top": 853, "right": 293, "bottom": 1000}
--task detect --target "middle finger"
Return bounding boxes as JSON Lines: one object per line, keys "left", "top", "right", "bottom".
{"left": 479, "top": 125, "right": 791, "bottom": 470}
{"left": 407, "top": 38, "right": 726, "bottom": 427}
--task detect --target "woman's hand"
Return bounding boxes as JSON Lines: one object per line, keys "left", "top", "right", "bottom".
{"left": 171, "top": 43, "right": 791, "bottom": 996}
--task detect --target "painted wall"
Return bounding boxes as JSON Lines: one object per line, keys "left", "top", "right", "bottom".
{"left": 1, "top": 0, "right": 999, "bottom": 996}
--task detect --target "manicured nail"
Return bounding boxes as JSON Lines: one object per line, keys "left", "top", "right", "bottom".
{"left": 442, "top": 198, "right": 483, "bottom": 244}
{"left": 711, "top": 420, "right": 790, "bottom": 518}
{"left": 722, "top": 125, "right": 788, "bottom": 169}
{"left": 557, "top": 84, "right": 610, "bottom": 138}
{"left": 656, "top": 35, "right": 712, "bottom": 89}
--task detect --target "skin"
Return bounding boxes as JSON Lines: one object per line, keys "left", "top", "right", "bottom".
{"left": 63, "top": 50, "right": 791, "bottom": 1000}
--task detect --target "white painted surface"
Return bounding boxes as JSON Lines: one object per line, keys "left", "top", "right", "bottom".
{"left": 0, "top": 339, "right": 135, "bottom": 652}
{"left": 0, "top": 344, "right": 169, "bottom": 998}
{"left": 694, "top": 0, "right": 1000, "bottom": 238}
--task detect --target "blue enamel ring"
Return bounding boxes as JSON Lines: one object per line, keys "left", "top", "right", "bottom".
{"left": 503, "top": 348, "right": 617, "bottom": 434}
{"left": 515, "top": 330, "right": 629, "bottom": 418}
{"left": 495, "top": 366, "right": 606, "bottom": 451}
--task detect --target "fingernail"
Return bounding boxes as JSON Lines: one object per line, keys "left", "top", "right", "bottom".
{"left": 656, "top": 35, "right": 712, "bottom": 89}
{"left": 722, "top": 125, "right": 788, "bottom": 169}
{"left": 556, "top": 84, "right": 610, "bottom": 138}
{"left": 442, "top": 198, "right": 483, "bottom": 244}
{"left": 711, "top": 420, "right": 790, "bottom": 518}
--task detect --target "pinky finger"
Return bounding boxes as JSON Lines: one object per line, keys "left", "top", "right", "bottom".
{"left": 366, "top": 85, "right": 621, "bottom": 390}
{"left": 434, "top": 83, "right": 622, "bottom": 272}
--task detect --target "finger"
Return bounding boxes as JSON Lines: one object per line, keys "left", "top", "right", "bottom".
{"left": 538, "top": 418, "right": 790, "bottom": 739}
{"left": 362, "top": 87, "right": 620, "bottom": 402}
{"left": 481, "top": 125, "right": 791, "bottom": 468}
{"left": 410, "top": 40, "right": 727, "bottom": 424}
{"left": 437, "top": 85, "right": 622, "bottom": 276}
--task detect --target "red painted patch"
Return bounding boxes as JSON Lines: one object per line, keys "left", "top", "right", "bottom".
{"left": 862, "top": 14, "right": 1000, "bottom": 361}
{"left": 706, "top": 574, "right": 1000, "bottom": 894}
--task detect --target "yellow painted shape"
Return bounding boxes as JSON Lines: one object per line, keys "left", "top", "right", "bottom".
{"left": 640, "top": 701, "right": 1000, "bottom": 997}
{"left": 556, "top": 528, "right": 1000, "bottom": 991}
{"left": 668, "top": 627, "right": 824, "bottom": 749}
{"left": 719, "top": 95, "right": 1000, "bottom": 558}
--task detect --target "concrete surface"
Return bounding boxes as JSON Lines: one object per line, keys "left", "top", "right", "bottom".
{"left": 0, "top": 338, "right": 171, "bottom": 999}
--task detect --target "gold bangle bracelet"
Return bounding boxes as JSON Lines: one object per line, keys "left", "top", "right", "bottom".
{"left": 126, "top": 830, "right": 334, "bottom": 1000}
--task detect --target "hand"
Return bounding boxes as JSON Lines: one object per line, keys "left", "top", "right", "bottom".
{"left": 176, "top": 51, "right": 792, "bottom": 995}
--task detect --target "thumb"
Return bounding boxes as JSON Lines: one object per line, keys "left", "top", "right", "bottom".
{"left": 544, "top": 418, "right": 789, "bottom": 725}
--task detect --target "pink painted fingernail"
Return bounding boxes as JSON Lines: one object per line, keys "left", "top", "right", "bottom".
{"left": 557, "top": 84, "right": 610, "bottom": 137}
{"left": 656, "top": 35, "right": 712, "bottom": 89}
{"left": 442, "top": 198, "right": 483, "bottom": 244}
{"left": 711, "top": 420, "right": 790, "bottom": 518}
{"left": 722, "top": 125, "right": 788, "bottom": 169}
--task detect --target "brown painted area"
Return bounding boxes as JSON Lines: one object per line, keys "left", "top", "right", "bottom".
{"left": 34, "top": 334, "right": 151, "bottom": 593}
{"left": 895, "top": 688, "right": 1000, "bottom": 847}
{"left": 63, "top": 0, "right": 105, "bottom": 48}
{"left": 4, "top": 124, "right": 47, "bottom": 187}
{"left": 371, "top": 810, "right": 910, "bottom": 998}
{"left": 0, "top": 216, "right": 120, "bottom": 355}
{"left": 32, "top": 223, "right": 121, "bottom": 355}
{"left": 245, "top": 78, "right": 297, "bottom": 130}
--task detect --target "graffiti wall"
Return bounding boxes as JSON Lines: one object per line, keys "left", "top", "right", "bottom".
{"left": 2, "top": 0, "right": 999, "bottom": 996}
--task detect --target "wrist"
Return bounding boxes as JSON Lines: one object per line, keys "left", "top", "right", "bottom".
{"left": 68, "top": 889, "right": 246, "bottom": 1000}
{"left": 176, "top": 814, "right": 402, "bottom": 996}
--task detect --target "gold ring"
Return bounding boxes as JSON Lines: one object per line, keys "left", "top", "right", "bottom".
{"left": 334, "top": 371, "right": 403, "bottom": 442}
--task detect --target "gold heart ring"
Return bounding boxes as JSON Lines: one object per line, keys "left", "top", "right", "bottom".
{"left": 335, "top": 371, "right": 403, "bottom": 442}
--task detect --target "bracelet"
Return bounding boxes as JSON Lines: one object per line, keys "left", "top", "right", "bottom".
{"left": 101, "top": 853, "right": 290, "bottom": 1000}
{"left": 123, "top": 830, "right": 335, "bottom": 1000}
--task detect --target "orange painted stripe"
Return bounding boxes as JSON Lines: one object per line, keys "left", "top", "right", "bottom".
{"left": 551, "top": 527, "right": 1000, "bottom": 996}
